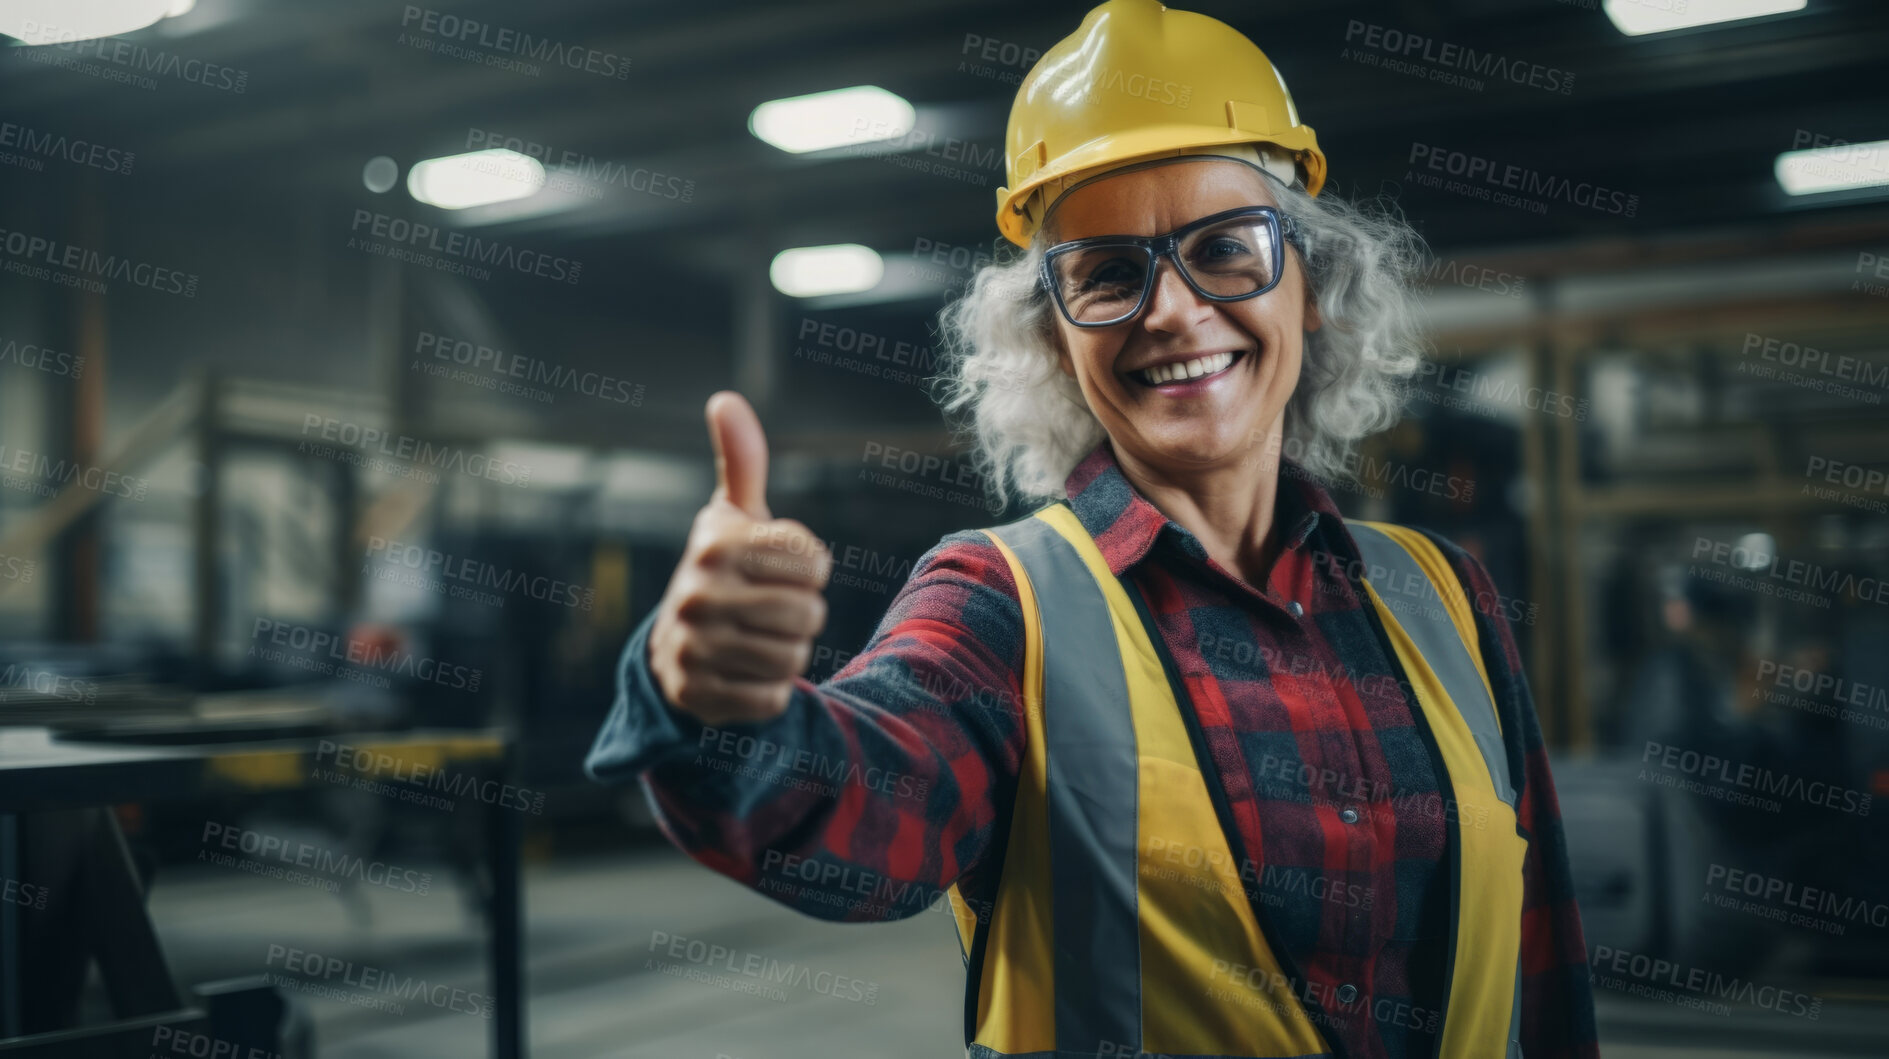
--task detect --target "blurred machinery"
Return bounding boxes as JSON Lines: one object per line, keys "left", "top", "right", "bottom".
{"left": 1393, "top": 223, "right": 1889, "bottom": 1004}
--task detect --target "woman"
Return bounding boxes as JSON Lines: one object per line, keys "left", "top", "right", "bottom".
{"left": 587, "top": 1, "right": 1598, "bottom": 1056}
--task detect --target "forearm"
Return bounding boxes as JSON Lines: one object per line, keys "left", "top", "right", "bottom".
{"left": 641, "top": 674, "right": 999, "bottom": 922}
{"left": 587, "top": 534, "right": 1025, "bottom": 921}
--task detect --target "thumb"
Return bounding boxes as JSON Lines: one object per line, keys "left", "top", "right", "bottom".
{"left": 706, "top": 390, "right": 770, "bottom": 520}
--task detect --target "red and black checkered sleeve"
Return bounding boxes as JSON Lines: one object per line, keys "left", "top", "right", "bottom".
{"left": 626, "top": 529, "right": 1028, "bottom": 923}
{"left": 1433, "top": 536, "right": 1601, "bottom": 1059}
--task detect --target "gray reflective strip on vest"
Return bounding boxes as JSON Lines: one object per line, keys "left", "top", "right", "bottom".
{"left": 1348, "top": 524, "right": 1514, "bottom": 807}
{"left": 1511, "top": 964, "right": 1524, "bottom": 1059}
{"left": 1349, "top": 523, "right": 1524, "bottom": 1059}
{"left": 988, "top": 514, "right": 1142, "bottom": 1056}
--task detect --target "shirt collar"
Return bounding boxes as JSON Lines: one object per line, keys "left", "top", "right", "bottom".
{"left": 1061, "top": 438, "right": 1342, "bottom": 578}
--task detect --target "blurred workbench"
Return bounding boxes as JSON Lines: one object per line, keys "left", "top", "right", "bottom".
{"left": 0, "top": 707, "right": 524, "bottom": 1059}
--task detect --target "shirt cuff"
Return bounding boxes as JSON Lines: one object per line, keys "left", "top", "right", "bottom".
{"left": 584, "top": 609, "right": 710, "bottom": 783}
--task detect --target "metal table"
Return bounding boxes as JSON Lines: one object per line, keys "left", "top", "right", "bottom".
{"left": 0, "top": 726, "right": 524, "bottom": 1058}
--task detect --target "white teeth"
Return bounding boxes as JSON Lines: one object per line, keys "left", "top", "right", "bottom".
{"left": 1137, "top": 350, "right": 1236, "bottom": 385}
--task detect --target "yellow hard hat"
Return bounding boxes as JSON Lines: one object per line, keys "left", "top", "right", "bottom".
{"left": 995, "top": 0, "right": 1326, "bottom": 248}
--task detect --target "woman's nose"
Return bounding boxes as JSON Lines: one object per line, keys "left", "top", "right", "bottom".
{"left": 1139, "top": 254, "right": 1216, "bottom": 334}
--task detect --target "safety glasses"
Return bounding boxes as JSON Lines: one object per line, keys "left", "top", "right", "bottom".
{"left": 1039, "top": 206, "right": 1298, "bottom": 328}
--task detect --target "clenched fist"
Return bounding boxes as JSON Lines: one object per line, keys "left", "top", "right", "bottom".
{"left": 648, "top": 391, "right": 833, "bottom": 725}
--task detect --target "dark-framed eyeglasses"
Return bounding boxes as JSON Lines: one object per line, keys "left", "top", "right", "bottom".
{"left": 1039, "top": 206, "right": 1300, "bottom": 328}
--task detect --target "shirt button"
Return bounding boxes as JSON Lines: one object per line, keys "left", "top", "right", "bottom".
{"left": 1336, "top": 983, "right": 1358, "bottom": 1004}
{"left": 1287, "top": 601, "right": 1304, "bottom": 618}
{"left": 1339, "top": 807, "right": 1360, "bottom": 824}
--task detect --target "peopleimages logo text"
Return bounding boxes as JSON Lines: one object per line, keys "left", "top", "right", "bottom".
{"left": 413, "top": 331, "right": 639, "bottom": 404}
{"left": 1691, "top": 536, "right": 1888, "bottom": 607}
{"left": 1407, "top": 143, "right": 1638, "bottom": 216}
{"left": 463, "top": 129, "right": 693, "bottom": 202}
{"left": 0, "top": 120, "right": 134, "bottom": 174}
{"left": 365, "top": 535, "right": 592, "bottom": 610}
{"left": 265, "top": 944, "right": 494, "bottom": 1018}
{"left": 316, "top": 740, "right": 546, "bottom": 815}
{"left": 0, "top": 337, "right": 84, "bottom": 379}
{"left": 201, "top": 822, "right": 432, "bottom": 894}
{"left": 11, "top": 22, "right": 249, "bottom": 93}
{"left": 1706, "top": 863, "right": 1889, "bottom": 931}
{"left": 1590, "top": 944, "right": 1821, "bottom": 1020}
{"left": 0, "top": 227, "right": 197, "bottom": 296}
{"left": 1641, "top": 740, "right": 1871, "bottom": 816}
{"left": 1344, "top": 21, "right": 1574, "bottom": 94}
{"left": 399, "top": 6, "right": 632, "bottom": 79}
{"left": 0, "top": 444, "right": 149, "bottom": 500}
{"left": 251, "top": 618, "right": 483, "bottom": 692}
{"left": 348, "top": 210, "right": 580, "bottom": 285}
{"left": 299, "top": 415, "right": 532, "bottom": 486}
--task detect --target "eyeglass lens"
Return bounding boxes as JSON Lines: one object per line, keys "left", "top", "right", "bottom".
{"left": 1050, "top": 213, "right": 1280, "bottom": 325}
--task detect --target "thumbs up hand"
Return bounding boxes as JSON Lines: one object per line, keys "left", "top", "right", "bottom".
{"left": 648, "top": 392, "right": 833, "bottom": 725}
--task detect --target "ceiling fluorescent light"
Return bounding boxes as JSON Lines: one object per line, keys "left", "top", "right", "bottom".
{"left": 2, "top": 0, "right": 170, "bottom": 43}
{"left": 407, "top": 149, "right": 545, "bottom": 210}
{"left": 770, "top": 244, "right": 884, "bottom": 298}
{"left": 750, "top": 86, "right": 915, "bottom": 153}
{"left": 1775, "top": 139, "right": 1889, "bottom": 196}
{"left": 1604, "top": 0, "right": 1805, "bottom": 37}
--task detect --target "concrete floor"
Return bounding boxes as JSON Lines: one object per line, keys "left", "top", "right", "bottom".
{"left": 145, "top": 845, "right": 1889, "bottom": 1058}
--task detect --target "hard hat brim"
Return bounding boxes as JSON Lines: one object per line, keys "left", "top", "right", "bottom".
{"left": 995, "top": 123, "right": 1325, "bottom": 247}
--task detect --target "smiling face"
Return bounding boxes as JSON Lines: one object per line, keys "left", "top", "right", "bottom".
{"left": 1044, "top": 158, "right": 1318, "bottom": 481}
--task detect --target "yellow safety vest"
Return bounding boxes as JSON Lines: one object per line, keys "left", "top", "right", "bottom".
{"left": 945, "top": 502, "right": 1528, "bottom": 1059}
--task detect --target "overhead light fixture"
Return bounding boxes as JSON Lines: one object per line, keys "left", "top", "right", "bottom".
{"left": 750, "top": 86, "right": 915, "bottom": 154}
{"left": 1603, "top": 0, "right": 1805, "bottom": 36}
{"left": 407, "top": 149, "right": 544, "bottom": 210}
{"left": 1776, "top": 138, "right": 1889, "bottom": 196}
{"left": 1, "top": 0, "right": 171, "bottom": 43}
{"left": 769, "top": 244, "right": 884, "bottom": 298}
{"left": 1731, "top": 532, "right": 1777, "bottom": 571}
{"left": 362, "top": 156, "right": 399, "bottom": 194}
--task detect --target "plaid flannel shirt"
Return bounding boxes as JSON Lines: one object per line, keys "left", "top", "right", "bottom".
{"left": 587, "top": 441, "right": 1599, "bottom": 1059}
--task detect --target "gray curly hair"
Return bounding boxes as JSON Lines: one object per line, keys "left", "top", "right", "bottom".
{"left": 933, "top": 163, "right": 1431, "bottom": 507}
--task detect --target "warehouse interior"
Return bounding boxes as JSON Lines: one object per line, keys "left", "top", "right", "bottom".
{"left": 2, "top": 0, "right": 1888, "bottom": 1055}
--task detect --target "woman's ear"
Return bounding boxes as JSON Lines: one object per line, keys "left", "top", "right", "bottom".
{"left": 1303, "top": 292, "right": 1323, "bottom": 334}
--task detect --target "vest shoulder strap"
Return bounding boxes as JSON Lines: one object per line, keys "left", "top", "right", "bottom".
{"left": 978, "top": 500, "right": 1145, "bottom": 1055}
{"left": 1349, "top": 521, "right": 1526, "bottom": 1059}
{"left": 1348, "top": 521, "right": 1513, "bottom": 806}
